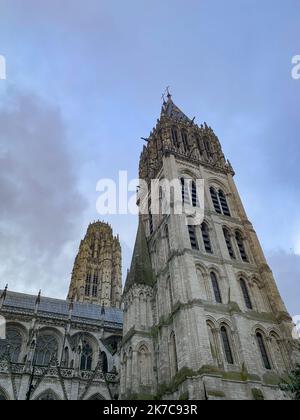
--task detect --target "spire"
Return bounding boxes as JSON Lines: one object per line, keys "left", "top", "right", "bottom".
{"left": 1, "top": 284, "right": 8, "bottom": 300}
{"left": 0, "top": 284, "right": 8, "bottom": 309}
{"left": 160, "top": 91, "right": 191, "bottom": 123}
{"left": 35, "top": 290, "right": 41, "bottom": 314}
{"left": 124, "top": 220, "right": 155, "bottom": 293}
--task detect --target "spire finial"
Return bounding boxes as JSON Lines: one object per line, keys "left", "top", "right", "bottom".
{"left": 1, "top": 284, "right": 8, "bottom": 298}
{"left": 1, "top": 284, "right": 8, "bottom": 300}
{"left": 161, "top": 86, "right": 172, "bottom": 103}
{"left": 166, "top": 86, "right": 171, "bottom": 98}
{"left": 35, "top": 290, "right": 41, "bottom": 306}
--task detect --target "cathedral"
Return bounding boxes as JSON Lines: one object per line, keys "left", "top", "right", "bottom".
{"left": 0, "top": 94, "right": 299, "bottom": 400}
{"left": 0, "top": 223, "right": 123, "bottom": 400}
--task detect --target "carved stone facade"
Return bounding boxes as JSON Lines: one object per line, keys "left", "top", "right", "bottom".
{"left": 68, "top": 221, "right": 122, "bottom": 308}
{"left": 0, "top": 290, "right": 122, "bottom": 400}
{"left": 0, "top": 221, "right": 123, "bottom": 401}
{"left": 120, "top": 94, "right": 300, "bottom": 400}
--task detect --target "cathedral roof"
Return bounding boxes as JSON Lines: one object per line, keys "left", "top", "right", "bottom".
{"left": 124, "top": 220, "right": 155, "bottom": 293}
{"left": 0, "top": 290, "right": 123, "bottom": 329}
{"left": 160, "top": 93, "right": 191, "bottom": 123}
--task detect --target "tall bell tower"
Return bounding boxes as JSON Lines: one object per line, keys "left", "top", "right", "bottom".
{"left": 120, "top": 93, "right": 300, "bottom": 400}
{"left": 68, "top": 221, "right": 122, "bottom": 308}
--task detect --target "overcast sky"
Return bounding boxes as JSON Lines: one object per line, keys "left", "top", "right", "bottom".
{"left": 0, "top": 0, "right": 299, "bottom": 316}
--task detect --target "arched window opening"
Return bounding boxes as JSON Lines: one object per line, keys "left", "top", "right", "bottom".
{"left": 34, "top": 335, "right": 58, "bottom": 367}
{"left": 201, "top": 223, "right": 213, "bottom": 254}
{"left": 0, "top": 328, "right": 22, "bottom": 363}
{"left": 219, "top": 190, "right": 231, "bottom": 217}
{"left": 80, "top": 341, "right": 93, "bottom": 371}
{"left": 210, "top": 187, "right": 222, "bottom": 214}
{"left": 256, "top": 332, "right": 271, "bottom": 370}
{"left": 101, "top": 351, "right": 108, "bottom": 374}
{"left": 36, "top": 390, "right": 59, "bottom": 401}
{"left": 188, "top": 225, "right": 199, "bottom": 250}
{"left": 204, "top": 138, "right": 213, "bottom": 159}
{"left": 210, "top": 272, "right": 222, "bottom": 304}
{"left": 196, "top": 136, "right": 203, "bottom": 156}
{"left": 191, "top": 181, "right": 199, "bottom": 207}
{"left": 92, "top": 271, "right": 99, "bottom": 298}
{"left": 181, "top": 178, "right": 191, "bottom": 205}
{"left": 240, "top": 278, "right": 253, "bottom": 310}
{"left": 171, "top": 127, "right": 179, "bottom": 148}
{"left": 236, "top": 232, "right": 249, "bottom": 262}
{"left": 221, "top": 326, "right": 234, "bottom": 365}
{"left": 223, "top": 228, "right": 235, "bottom": 259}
{"left": 85, "top": 271, "right": 92, "bottom": 297}
{"left": 169, "top": 332, "right": 178, "bottom": 378}
{"left": 181, "top": 130, "right": 189, "bottom": 152}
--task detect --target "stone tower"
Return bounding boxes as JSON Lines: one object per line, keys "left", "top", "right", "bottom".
{"left": 68, "top": 221, "right": 122, "bottom": 308}
{"left": 120, "top": 94, "right": 300, "bottom": 400}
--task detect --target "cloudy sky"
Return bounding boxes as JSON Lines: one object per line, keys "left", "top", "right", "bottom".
{"left": 0, "top": 0, "right": 299, "bottom": 316}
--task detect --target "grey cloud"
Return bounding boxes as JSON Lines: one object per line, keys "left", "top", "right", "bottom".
{"left": 0, "top": 89, "right": 87, "bottom": 296}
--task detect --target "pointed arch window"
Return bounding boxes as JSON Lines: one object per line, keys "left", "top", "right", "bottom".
{"left": 80, "top": 341, "right": 93, "bottom": 371}
{"left": 181, "top": 178, "right": 191, "bottom": 205}
{"left": 210, "top": 272, "right": 222, "bottom": 303}
{"left": 191, "top": 181, "right": 199, "bottom": 207}
{"left": 92, "top": 271, "right": 99, "bottom": 297}
{"left": 201, "top": 223, "right": 213, "bottom": 254}
{"left": 256, "top": 332, "right": 271, "bottom": 370}
{"left": 210, "top": 187, "right": 231, "bottom": 217}
{"left": 219, "top": 190, "right": 231, "bottom": 216}
{"left": 221, "top": 326, "right": 234, "bottom": 365}
{"left": 181, "top": 130, "right": 189, "bottom": 152}
{"left": 171, "top": 127, "right": 179, "bottom": 148}
{"left": 204, "top": 138, "right": 213, "bottom": 159}
{"left": 240, "top": 278, "right": 253, "bottom": 310}
{"left": 196, "top": 136, "right": 204, "bottom": 156}
{"left": 36, "top": 390, "right": 59, "bottom": 400}
{"left": 0, "top": 328, "right": 22, "bottom": 363}
{"left": 223, "top": 228, "right": 235, "bottom": 259}
{"left": 34, "top": 335, "right": 58, "bottom": 367}
{"left": 235, "top": 231, "right": 249, "bottom": 262}
{"left": 85, "top": 271, "right": 92, "bottom": 296}
{"left": 210, "top": 187, "right": 222, "bottom": 214}
{"left": 188, "top": 225, "right": 199, "bottom": 250}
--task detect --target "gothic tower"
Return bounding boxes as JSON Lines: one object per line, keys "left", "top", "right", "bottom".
{"left": 120, "top": 93, "right": 300, "bottom": 400}
{"left": 68, "top": 221, "right": 122, "bottom": 308}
